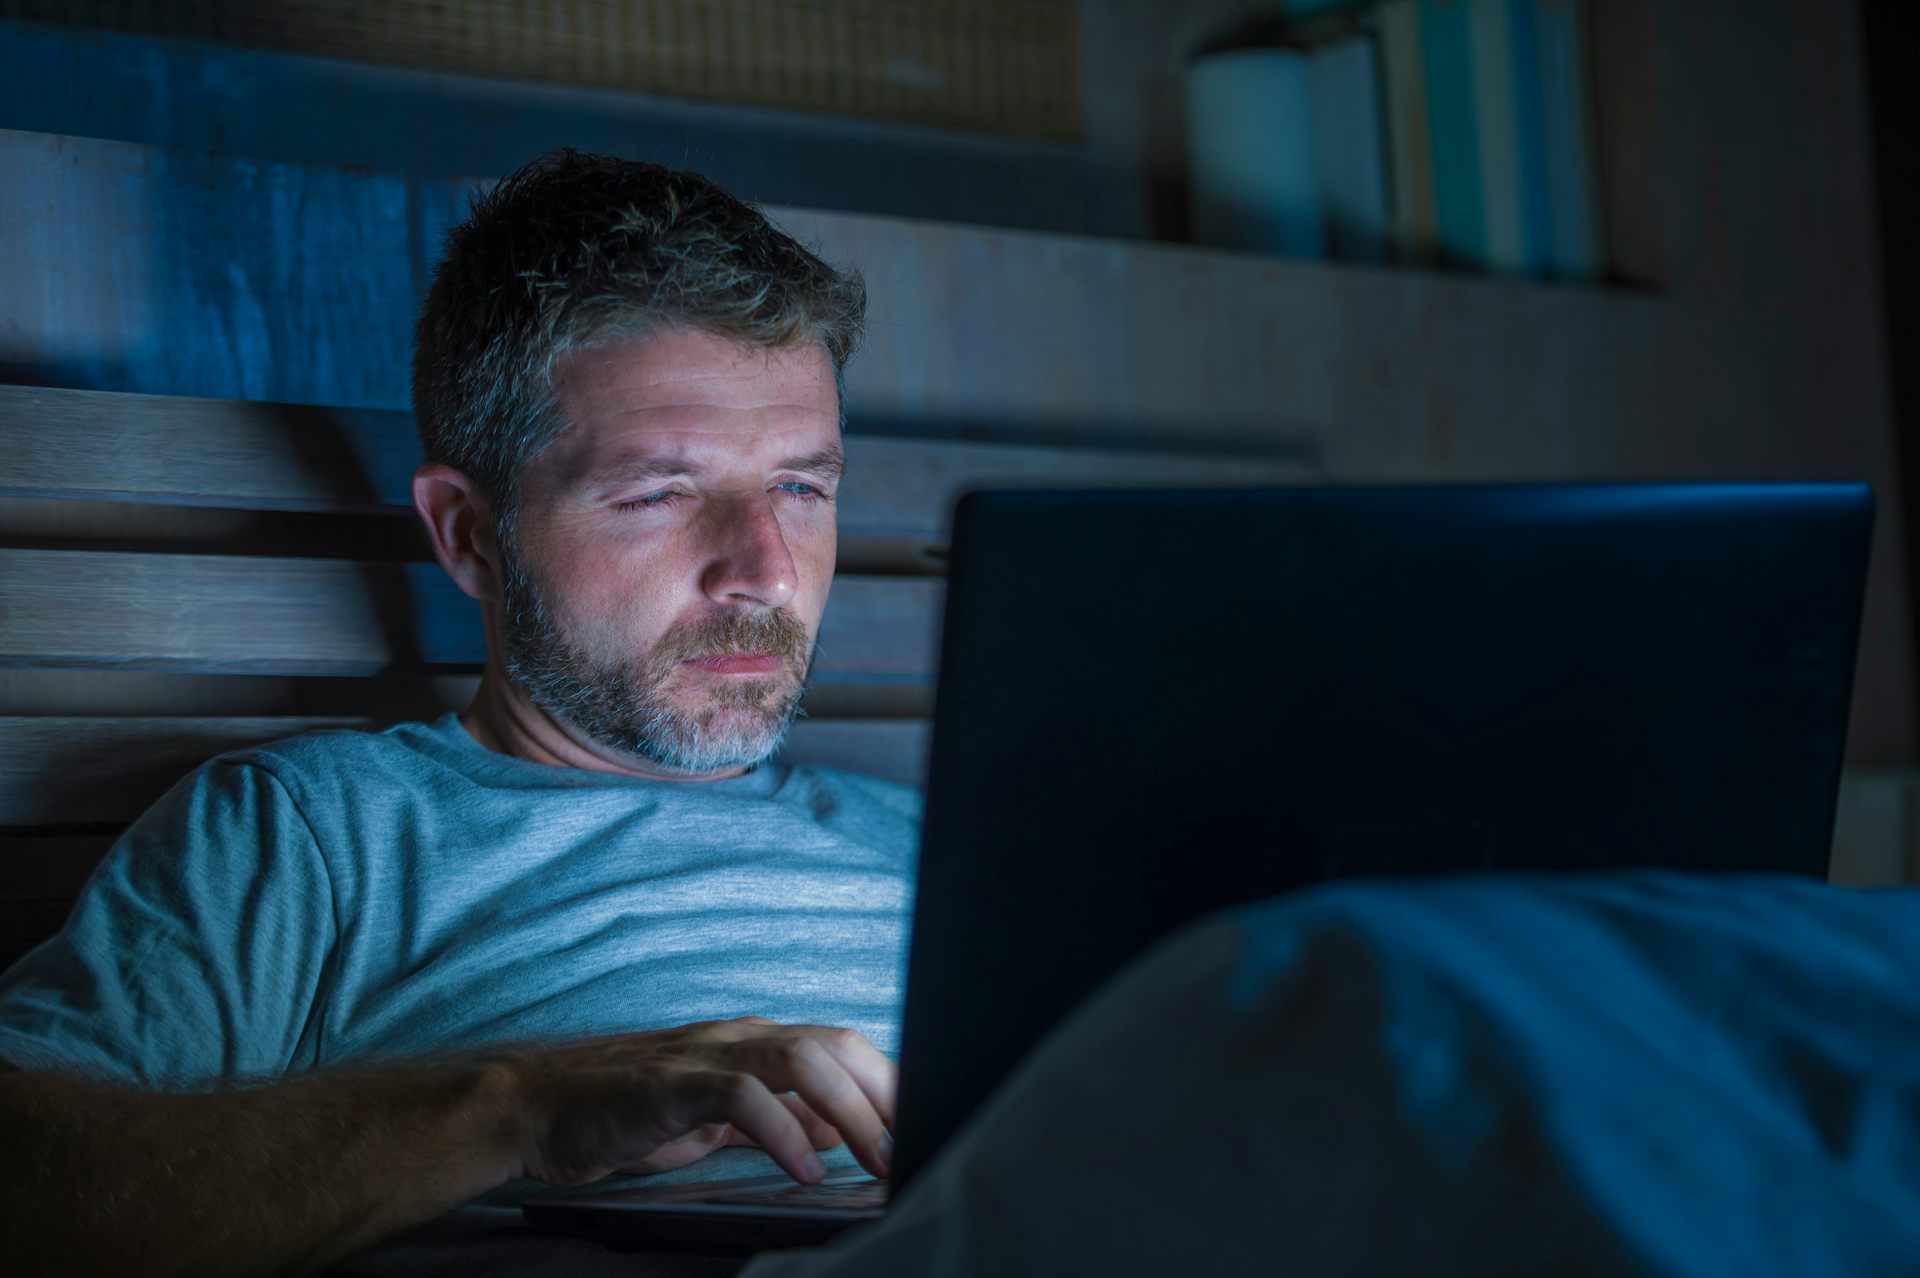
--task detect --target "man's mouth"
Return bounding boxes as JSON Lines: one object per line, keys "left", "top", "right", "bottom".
{"left": 682, "top": 653, "right": 786, "bottom": 676}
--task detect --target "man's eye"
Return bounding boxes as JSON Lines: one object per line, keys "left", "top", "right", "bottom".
{"left": 614, "top": 490, "right": 679, "bottom": 511}
{"left": 613, "top": 484, "right": 829, "bottom": 511}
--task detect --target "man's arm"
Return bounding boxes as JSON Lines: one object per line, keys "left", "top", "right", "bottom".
{"left": 0, "top": 1017, "right": 896, "bottom": 1278}
{"left": 0, "top": 1052, "right": 519, "bottom": 1277}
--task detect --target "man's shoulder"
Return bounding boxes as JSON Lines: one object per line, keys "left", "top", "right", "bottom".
{"left": 205, "top": 717, "right": 465, "bottom": 797}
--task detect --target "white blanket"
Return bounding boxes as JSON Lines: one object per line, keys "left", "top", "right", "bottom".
{"left": 746, "top": 873, "right": 1920, "bottom": 1277}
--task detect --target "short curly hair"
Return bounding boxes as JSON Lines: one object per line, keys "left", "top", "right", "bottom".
{"left": 412, "top": 149, "right": 866, "bottom": 517}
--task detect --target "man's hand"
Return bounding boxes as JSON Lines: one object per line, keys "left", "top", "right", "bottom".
{"left": 0, "top": 1020, "right": 895, "bottom": 1278}
{"left": 504, "top": 1017, "right": 897, "bottom": 1186}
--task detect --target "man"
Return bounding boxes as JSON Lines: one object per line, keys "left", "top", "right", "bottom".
{"left": 0, "top": 150, "right": 908, "bottom": 1275}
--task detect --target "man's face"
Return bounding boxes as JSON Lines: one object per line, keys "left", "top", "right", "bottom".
{"left": 498, "top": 328, "right": 843, "bottom": 775}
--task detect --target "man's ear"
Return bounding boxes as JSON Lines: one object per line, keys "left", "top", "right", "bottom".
{"left": 413, "top": 463, "right": 501, "bottom": 604}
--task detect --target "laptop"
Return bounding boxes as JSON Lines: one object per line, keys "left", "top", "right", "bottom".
{"left": 524, "top": 481, "right": 1872, "bottom": 1254}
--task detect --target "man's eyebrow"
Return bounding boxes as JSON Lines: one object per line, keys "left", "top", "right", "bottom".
{"left": 776, "top": 447, "right": 846, "bottom": 481}
{"left": 581, "top": 446, "right": 845, "bottom": 488}
{"left": 584, "top": 455, "right": 705, "bottom": 486}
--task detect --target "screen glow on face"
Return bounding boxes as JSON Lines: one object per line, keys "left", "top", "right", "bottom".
{"left": 497, "top": 531, "right": 818, "bottom": 773}
{"left": 498, "top": 330, "right": 843, "bottom": 774}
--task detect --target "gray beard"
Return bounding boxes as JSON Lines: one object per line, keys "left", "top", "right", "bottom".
{"left": 496, "top": 531, "right": 814, "bottom": 774}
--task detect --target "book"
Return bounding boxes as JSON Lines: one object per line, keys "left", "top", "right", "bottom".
{"left": 1418, "top": 0, "right": 1488, "bottom": 268}
{"left": 1308, "top": 35, "right": 1391, "bottom": 263}
{"left": 1534, "top": 0, "right": 1600, "bottom": 279}
{"left": 1377, "top": 0, "right": 1439, "bottom": 265}
{"left": 1505, "top": 0, "right": 1558, "bottom": 274}
{"left": 1366, "top": 0, "right": 1602, "bottom": 281}
{"left": 1468, "top": 0, "right": 1527, "bottom": 272}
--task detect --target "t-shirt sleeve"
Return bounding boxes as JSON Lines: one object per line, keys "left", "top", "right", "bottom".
{"left": 0, "top": 758, "right": 336, "bottom": 1088}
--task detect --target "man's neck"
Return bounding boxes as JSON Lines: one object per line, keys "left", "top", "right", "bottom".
{"left": 459, "top": 663, "right": 750, "bottom": 783}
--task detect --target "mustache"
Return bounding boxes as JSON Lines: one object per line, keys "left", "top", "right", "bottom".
{"left": 658, "top": 609, "right": 811, "bottom": 665}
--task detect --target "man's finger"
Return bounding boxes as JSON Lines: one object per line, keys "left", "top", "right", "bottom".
{"left": 706, "top": 1071, "right": 826, "bottom": 1183}
{"left": 724, "top": 1094, "right": 843, "bottom": 1151}
{"left": 733, "top": 1036, "right": 890, "bottom": 1178}
{"left": 714, "top": 1020, "right": 896, "bottom": 1131}
{"left": 796, "top": 1026, "right": 899, "bottom": 1132}
{"left": 779, "top": 1091, "right": 846, "bottom": 1149}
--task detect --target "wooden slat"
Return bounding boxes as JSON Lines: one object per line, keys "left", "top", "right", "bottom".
{"left": 0, "top": 385, "right": 415, "bottom": 512}
{"left": 0, "top": 385, "right": 1318, "bottom": 541}
{"left": 0, "top": 549, "right": 942, "bottom": 679}
{"left": 0, "top": 716, "right": 931, "bottom": 824}
{"left": 0, "top": 497, "right": 432, "bottom": 561}
{"left": 0, "top": 716, "right": 361, "bottom": 824}
{"left": 841, "top": 435, "right": 1318, "bottom": 539}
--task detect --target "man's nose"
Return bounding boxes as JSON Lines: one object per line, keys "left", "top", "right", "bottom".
{"left": 696, "top": 493, "right": 799, "bottom": 609}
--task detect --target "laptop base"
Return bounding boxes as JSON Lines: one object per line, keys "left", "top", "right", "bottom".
{"left": 523, "top": 1171, "right": 886, "bottom": 1255}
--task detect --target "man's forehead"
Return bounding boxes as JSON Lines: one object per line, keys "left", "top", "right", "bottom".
{"left": 536, "top": 330, "right": 842, "bottom": 486}
{"left": 550, "top": 328, "right": 837, "bottom": 409}
{"left": 570, "top": 441, "right": 846, "bottom": 486}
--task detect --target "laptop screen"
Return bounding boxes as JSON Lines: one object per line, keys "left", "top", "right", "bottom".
{"left": 892, "top": 482, "right": 1871, "bottom": 1190}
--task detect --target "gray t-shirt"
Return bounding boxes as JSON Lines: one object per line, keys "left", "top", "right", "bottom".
{"left": 0, "top": 715, "right": 921, "bottom": 1087}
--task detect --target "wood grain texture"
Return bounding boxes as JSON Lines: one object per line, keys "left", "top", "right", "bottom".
{"left": 0, "top": 715, "right": 932, "bottom": 824}
{"left": 0, "top": 549, "right": 942, "bottom": 678}
{"left": 0, "top": 716, "right": 362, "bottom": 825}
{"left": 0, "top": 132, "right": 438, "bottom": 410}
{"left": 0, "top": 385, "right": 418, "bottom": 513}
{"left": 0, "top": 384, "right": 1317, "bottom": 537}
{"left": 841, "top": 435, "right": 1318, "bottom": 538}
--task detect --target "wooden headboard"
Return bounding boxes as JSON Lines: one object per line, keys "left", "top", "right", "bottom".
{"left": 0, "top": 382, "right": 1312, "bottom": 968}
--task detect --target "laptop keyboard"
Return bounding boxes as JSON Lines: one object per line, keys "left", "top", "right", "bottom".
{"left": 707, "top": 1180, "right": 889, "bottom": 1211}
